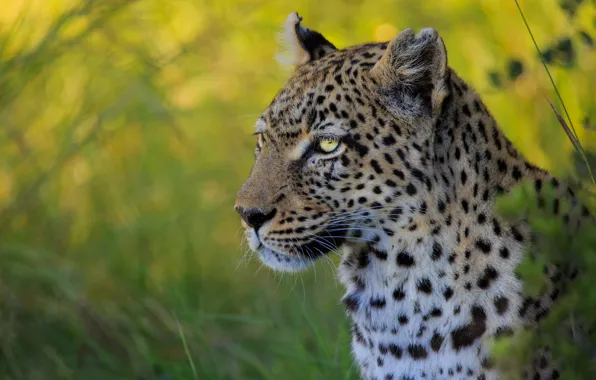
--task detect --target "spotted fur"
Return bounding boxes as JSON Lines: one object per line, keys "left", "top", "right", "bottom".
{"left": 235, "top": 13, "right": 592, "bottom": 380}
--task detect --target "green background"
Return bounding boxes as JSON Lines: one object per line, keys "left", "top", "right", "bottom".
{"left": 0, "top": 0, "right": 595, "bottom": 379}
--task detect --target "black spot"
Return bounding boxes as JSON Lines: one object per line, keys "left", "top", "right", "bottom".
{"left": 344, "top": 135, "right": 369, "bottom": 157}
{"left": 397, "top": 251, "right": 415, "bottom": 267}
{"left": 419, "top": 201, "right": 427, "bottom": 214}
{"left": 388, "top": 344, "right": 402, "bottom": 359}
{"left": 461, "top": 200, "right": 469, "bottom": 213}
{"left": 393, "top": 169, "right": 405, "bottom": 180}
{"left": 460, "top": 170, "right": 468, "bottom": 185}
{"left": 497, "top": 159, "right": 507, "bottom": 173}
{"left": 499, "top": 247, "right": 510, "bottom": 259}
{"left": 477, "top": 213, "right": 486, "bottom": 224}
{"left": 534, "top": 179, "right": 543, "bottom": 192}
{"left": 383, "top": 134, "right": 397, "bottom": 146}
{"left": 475, "top": 239, "right": 492, "bottom": 254}
{"left": 462, "top": 104, "right": 471, "bottom": 117}
{"left": 406, "top": 183, "right": 417, "bottom": 196}
{"left": 430, "top": 333, "right": 445, "bottom": 352}
{"left": 494, "top": 296, "right": 509, "bottom": 315}
{"left": 451, "top": 305, "right": 487, "bottom": 351}
{"left": 431, "top": 242, "right": 443, "bottom": 260}
{"left": 512, "top": 166, "right": 522, "bottom": 180}
{"left": 443, "top": 287, "right": 454, "bottom": 300}
{"left": 510, "top": 226, "right": 524, "bottom": 242}
{"left": 342, "top": 293, "right": 360, "bottom": 312}
{"left": 355, "top": 249, "right": 370, "bottom": 269}
{"left": 550, "top": 177, "right": 559, "bottom": 188}
{"left": 492, "top": 218, "right": 502, "bottom": 236}
{"left": 383, "top": 228, "right": 395, "bottom": 237}
{"left": 477, "top": 266, "right": 499, "bottom": 289}
{"left": 370, "top": 297, "right": 387, "bottom": 308}
{"left": 411, "top": 168, "right": 425, "bottom": 183}
{"left": 384, "top": 153, "right": 394, "bottom": 165}
{"left": 372, "top": 248, "right": 388, "bottom": 260}
{"left": 478, "top": 121, "right": 488, "bottom": 141}
{"left": 351, "top": 323, "right": 366, "bottom": 345}
{"left": 389, "top": 207, "right": 403, "bottom": 222}
{"left": 393, "top": 287, "right": 406, "bottom": 301}
{"left": 371, "top": 160, "right": 383, "bottom": 174}
{"left": 408, "top": 344, "right": 428, "bottom": 360}
{"left": 398, "top": 315, "right": 409, "bottom": 325}
{"left": 417, "top": 278, "right": 433, "bottom": 294}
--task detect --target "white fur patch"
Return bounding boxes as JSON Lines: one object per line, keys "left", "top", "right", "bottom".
{"left": 275, "top": 12, "right": 309, "bottom": 66}
{"left": 288, "top": 138, "right": 310, "bottom": 160}
{"left": 258, "top": 247, "right": 315, "bottom": 272}
{"left": 255, "top": 118, "right": 267, "bottom": 134}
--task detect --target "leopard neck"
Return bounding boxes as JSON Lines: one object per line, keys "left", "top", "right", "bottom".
{"left": 336, "top": 69, "right": 542, "bottom": 379}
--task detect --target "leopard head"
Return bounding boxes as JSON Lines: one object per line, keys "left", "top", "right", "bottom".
{"left": 235, "top": 12, "right": 450, "bottom": 271}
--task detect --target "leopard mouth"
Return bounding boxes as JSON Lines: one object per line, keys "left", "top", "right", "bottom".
{"left": 254, "top": 226, "right": 348, "bottom": 272}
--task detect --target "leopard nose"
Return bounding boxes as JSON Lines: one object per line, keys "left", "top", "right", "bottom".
{"left": 235, "top": 207, "right": 277, "bottom": 231}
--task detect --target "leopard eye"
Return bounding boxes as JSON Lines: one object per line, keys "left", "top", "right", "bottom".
{"left": 318, "top": 137, "right": 340, "bottom": 153}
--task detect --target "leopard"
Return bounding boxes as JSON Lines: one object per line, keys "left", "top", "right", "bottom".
{"left": 234, "top": 12, "right": 593, "bottom": 380}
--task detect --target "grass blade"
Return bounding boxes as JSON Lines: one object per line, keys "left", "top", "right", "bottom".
{"left": 174, "top": 313, "right": 198, "bottom": 380}
{"left": 513, "top": 0, "right": 595, "bottom": 184}
{"left": 544, "top": 95, "right": 583, "bottom": 153}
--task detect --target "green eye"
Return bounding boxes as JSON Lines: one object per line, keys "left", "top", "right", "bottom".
{"left": 318, "top": 137, "right": 340, "bottom": 153}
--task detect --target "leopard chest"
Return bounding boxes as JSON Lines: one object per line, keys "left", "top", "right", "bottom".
{"left": 338, "top": 234, "right": 525, "bottom": 379}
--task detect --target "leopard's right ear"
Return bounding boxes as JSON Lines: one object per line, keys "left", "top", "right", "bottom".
{"left": 276, "top": 12, "right": 337, "bottom": 66}
{"left": 370, "top": 28, "right": 449, "bottom": 119}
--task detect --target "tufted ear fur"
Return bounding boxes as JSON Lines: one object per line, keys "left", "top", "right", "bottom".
{"left": 276, "top": 12, "right": 338, "bottom": 66}
{"left": 370, "top": 28, "right": 449, "bottom": 120}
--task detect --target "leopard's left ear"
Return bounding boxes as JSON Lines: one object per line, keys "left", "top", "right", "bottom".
{"left": 276, "top": 12, "right": 337, "bottom": 66}
{"left": 370, "top": 28, "right": 449, "bottom": 119}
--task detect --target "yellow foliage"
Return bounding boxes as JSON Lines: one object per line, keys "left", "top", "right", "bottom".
{"left": 374, "top": 24, "right": 398, "bottom": 42}
{"left": 0, "top": 169, "right": 13, "bottom": 206}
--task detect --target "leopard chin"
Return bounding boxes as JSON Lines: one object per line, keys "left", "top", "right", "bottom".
{"left": 257, "top": 246, "right": 316, "bottom": 272}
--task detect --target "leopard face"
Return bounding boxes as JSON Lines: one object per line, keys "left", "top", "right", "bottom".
{"left": 235, "top": 13, "right": 450, "bottom": 271}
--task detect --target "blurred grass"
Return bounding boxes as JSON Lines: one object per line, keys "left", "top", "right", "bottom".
{"left": 0, "top": 0, "right": 594, "bottom": 379}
